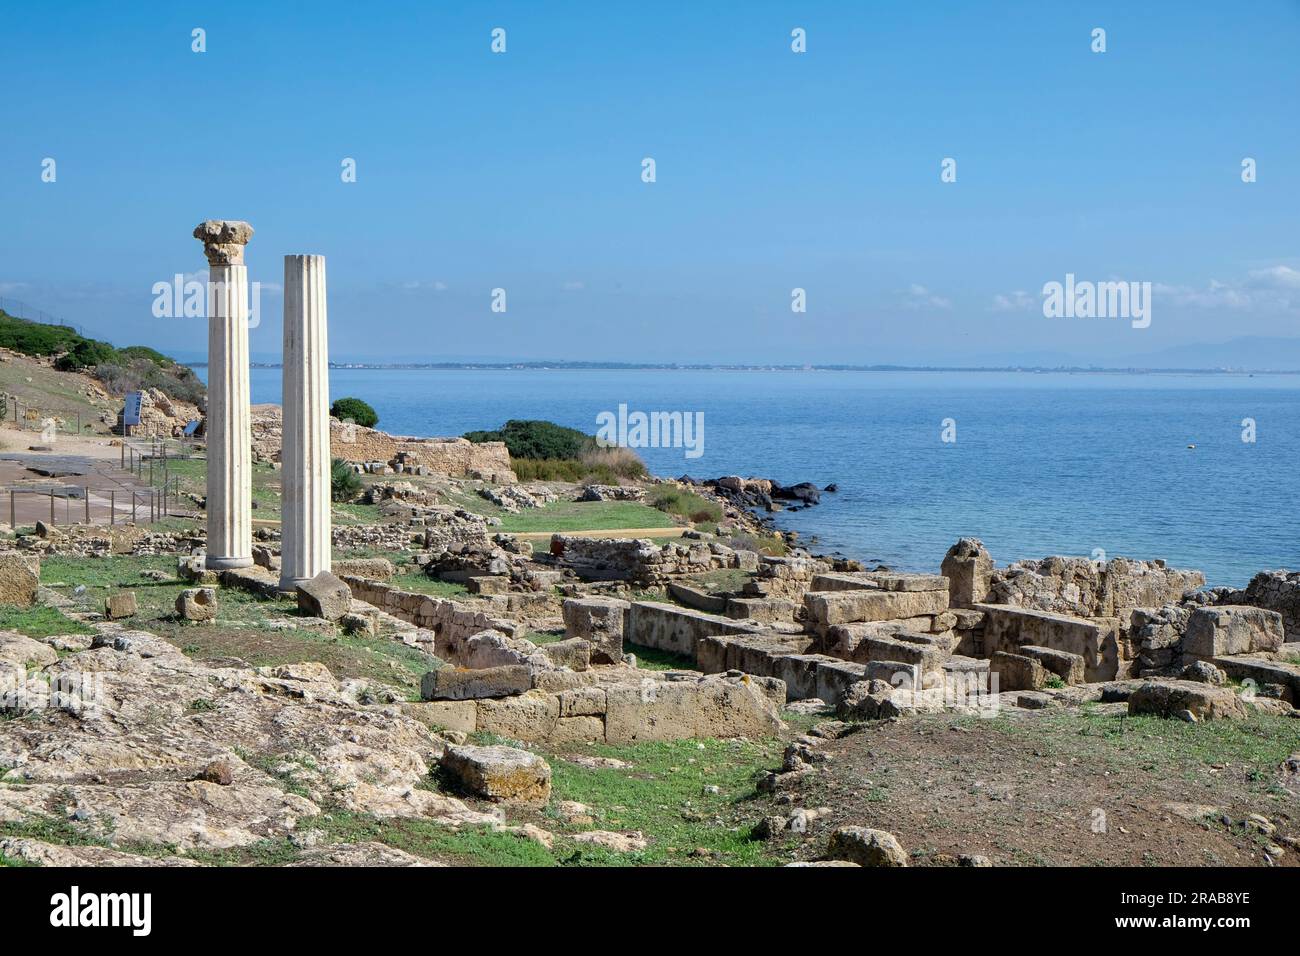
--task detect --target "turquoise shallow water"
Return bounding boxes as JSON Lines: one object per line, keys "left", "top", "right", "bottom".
{"left": 231, "top": 367, "right": 1300, "bottom": 588}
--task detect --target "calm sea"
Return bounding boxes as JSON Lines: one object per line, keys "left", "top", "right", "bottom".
{"left": 231, "top": 367, "right": 1299, "bottom": 588}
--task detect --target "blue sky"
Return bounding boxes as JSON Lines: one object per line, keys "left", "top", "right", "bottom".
{"left": 1, "top": 1, "right": 1297, "bottom": 365}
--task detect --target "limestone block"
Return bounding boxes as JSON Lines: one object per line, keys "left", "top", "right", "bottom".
{"left": 176, "top": 587, "right": 217, "bottom": 622}
{"left": 104, "top": 592, "right": 138, "bottom": 620}
{"left": 0, "top": 552, "right": 40, "bottom": 607}
{"left": 1127, "top": 680, "right": 1247, "bottom": 721}
{"left": 827, "top": 827, "right": 909, "bottom": 867}
{"left": 988, "top": 652, "right": 1046, "bottom": 692}
{"left": 475, "top": 691, "right": 560, "bottom": 741}
{"left": 440, "top": 744, "right": 551, "bottom": 805}
{"left": 561, "top": 597, "right": 629, "bottom": 664}
{"left": 1018, "top": 645, "right": 1085, "bottom": 685}
{"left": 296, "top": 571, "right": 352, "bottom": 621}
{"left": 804, "top": 588, "right": 949, "bottom": 626}
{"left": 1182, "top": 606, "right": 1284, "bottom": 661}
{"left": 421, "top": 665, "right": 532, "bottom": 701}
{"left": 400, "top": 700, "right": 477, "bottom": 734}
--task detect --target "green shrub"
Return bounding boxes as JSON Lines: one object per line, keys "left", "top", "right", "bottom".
{"left": 331, "top": 397, "right": 379, "bottom": 428}
{"left": 0, "top": 311, "right": 85, "bottom": 356}
{"left": 648, "top": 486, "right": 722, "bottom": 524}
{"left": 54, "top": 338, "right": 118, "bottom": 371}
{"left": 331, "top": 458, "right": 363, "bottom": 501}
{"left": 464, "top": 420, "right": 593, "bottom": 460}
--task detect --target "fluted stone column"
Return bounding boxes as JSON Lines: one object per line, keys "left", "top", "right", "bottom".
{"left": 194, "top": 220, "right": 254, "bottom": 571}
{"left": 279, "top": 255, "right": 332, "bottom": 589}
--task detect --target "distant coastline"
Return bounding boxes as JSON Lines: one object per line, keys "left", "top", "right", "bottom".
{"left": 184, "top": 360, "right": 1300, "bottom": 375}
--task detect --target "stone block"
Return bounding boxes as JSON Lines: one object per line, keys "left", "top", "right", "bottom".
{"left": 475, "top": 691, "right": 560, "bottom": 740}
{"left": 1127, "top": 680, "right": 1247, "bottom": 721}
{"left": 420, "top": 664, "right": 532, "bottom": 701}
{"left": 1018, "top": 645, "right": 1085, "bottom": 685}
{"left": 561, "top": 596, "right": 629, "bottom": 664}
{"left": 804, "top": 588, "right": 949, "bottom": 626}
{"left": 827, "top": 827, "right": 909, "bottom": 867}
{"left": 296, "top": 571, "right": 352, "bottom": 621}
{"left": 440, "top": 744, "right": 551, "bottom": 805}
{"left": 331, "top": 558, "right": 395, "bottom": 581}
{"left": 176, "top": 587, "right": 217, "bottom": 622}
{"left": 1183, "top": 606, "right": 1284, "bottom": 661}
{"left": 400, "top": 700, "right": 477, "bottom": 733}
{"left": 0, "top": 552, "right": 40, "bottom": 607}
{"left": 540, "top": 637, "right": 592, "bottom": 671}
{"left": 603, "top": 676, "right": 783, "bottom": 744}
{"left": 104, "top": 591, "right": 138, "bottom": 620}
{"left": 988, "top": 651, "right": 1045, "bottom": 692}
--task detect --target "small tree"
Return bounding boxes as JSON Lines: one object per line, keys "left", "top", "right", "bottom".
{"left": 330, "top": 397, "right": 378, "bottom": 428}
{"left": 331, "top": 458, "right": 363, "bottom": 501}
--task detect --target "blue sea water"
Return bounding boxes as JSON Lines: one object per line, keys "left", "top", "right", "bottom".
{"left": 236, "top": 368, "right": 1300, "bottom": 588}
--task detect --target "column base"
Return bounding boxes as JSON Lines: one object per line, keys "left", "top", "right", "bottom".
{"left": 278, "top": 574, "right": 313, "bottom": 592}
{"left": 205, "top": 555, "right": 254, "bottom": 571}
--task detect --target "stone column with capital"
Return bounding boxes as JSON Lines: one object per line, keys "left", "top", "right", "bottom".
{"left": 193, "top": 220, "right": 255, "bottom": 570}
{"left": 279, "top": 254, "right": 332, "bottom": 589}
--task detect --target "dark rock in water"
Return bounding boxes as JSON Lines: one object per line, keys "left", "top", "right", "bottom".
{"left": 677, "top": 474, "right": 700, "bottom": 485}
{"left": 824, "top": 483, "right": 838, "bottom": 493}
{"left": 772, "top": 482, "right": 821, "bottom": 505}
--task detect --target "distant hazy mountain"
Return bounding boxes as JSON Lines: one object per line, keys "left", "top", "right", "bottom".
{"left": 1124, "top": 337, "right": 1300, "bottom": 371}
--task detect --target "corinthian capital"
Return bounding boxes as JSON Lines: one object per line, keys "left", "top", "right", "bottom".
{"left": 193, "top": 220, "right": 254, "bottom": 266}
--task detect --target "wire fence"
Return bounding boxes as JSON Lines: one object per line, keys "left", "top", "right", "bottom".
{"left": 0, "top": 296, "right": 85, "bottom": 336}
{"left": 0, "top": 393, "right": 96, "bottom": 437}
{"left": 1, "top": 481, "right": 179, "bottom": 528}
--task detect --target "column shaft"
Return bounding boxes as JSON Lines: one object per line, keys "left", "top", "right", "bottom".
{"left": 280, "top": 255, "right": 332, "bottom": 588}
{"left": 205, "top": 264, "right": 253, "bottom": 569}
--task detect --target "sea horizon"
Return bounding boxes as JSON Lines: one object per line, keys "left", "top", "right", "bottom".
{"left": 198, "top": 365, "right": 1300, "bottom": 590}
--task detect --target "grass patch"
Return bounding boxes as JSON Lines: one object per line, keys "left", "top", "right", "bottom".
{"left": 523, "top": 630, "right": 566, "bottom": 646}
{"left": 541, "top": 736, "right": 784, "bottom": 866}
{"left": 624, "top": 640, "right": 695, "bottom": 672}
{"left": 312, "top": 811, "right": 556, "bottom": 866}
{"left": 497, "top": 499, "right": 676, "bottom": 533}
{"left": 648, "top": 486, "right": 722, "bottom": 524}
{"left": 38, "top": 554, "right": 435, "bottom": 693}
{"left": 0, "top": 604, "right": 94, "bottom": 639}
{"left": 388, "top": 573, "right": 469, "bottom": 599}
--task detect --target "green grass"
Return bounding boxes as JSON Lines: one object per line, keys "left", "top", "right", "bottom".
{"left": 538, "top": 736, "right": 784, "bottom": 866}
{"left": 958, "top": 707, "right": 1299, "bottom": 792}
{"left": 682, "top": 568, "right": 751, "bottom": 594}
{"left": 0, "top": 604, "right": 94, "bottom": 639}
{"left": 624, "top": 641, "right": 696, "bottom": 672}
{"left": 38, "top": 553, "right": 437, "bottom": 693}
{"left": 497, "top": 499, "right": 677, "bottom": 533}
{"left": 523, "top": 630, "right": 566, "bottom": 645}
{"left": 388, "top": 573, "right": 469, "bottom": 599}
{"left": 647, "top": 486, "right": 722, "bottom": 524}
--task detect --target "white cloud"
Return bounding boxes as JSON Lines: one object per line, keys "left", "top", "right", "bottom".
{"left": 988, "top": 290, "right": 1035, "bottom": 312}
{"left": 902, "top": 284, "right": 950, "bottom": 309}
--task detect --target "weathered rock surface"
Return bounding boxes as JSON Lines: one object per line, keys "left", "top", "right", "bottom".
{"left": 0, "top": 552, "right": 40, "bottom": 607}
{"left": 440, "top": 744, "right": 551, "bottom": 806}
{"left": 175, "top": 587, "right": 217, "bottom": 622}
{"left": 421, "top": 665, "right": 533, "bottom": 701}
{"left": 1128, "top": 680, "right": 1248, "bottom": 721}
{"left": 104, "top": 591, "right": 138, "bottom": 620}
{"left": 297, "top": 571, "right": 352, "bottom": 621}
{"left": 827, "top": 826, "right": 909, "bottom": 867}
{"left": 0, "top": 624, "right": 499, "bottom": 855}
{"left": 1182, "top": 606, "right": 1284, "bottom": 661}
